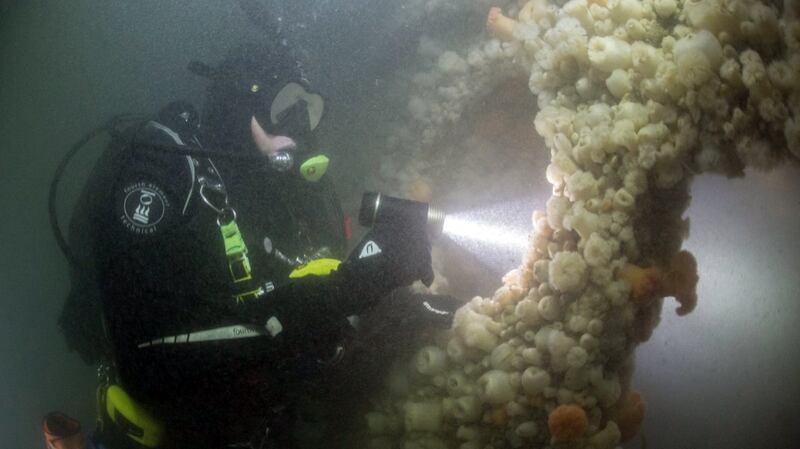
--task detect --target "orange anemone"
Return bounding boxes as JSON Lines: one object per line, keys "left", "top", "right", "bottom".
{"left": 618, "top": 250, "right": 699, "bottom": 315}
{"left": 613, "top": 389, "right": 646, "bottom": 443}
{"left": 486, "top": 7, "right": 518, "bottom": 41}
{"left": 617, "top": 264, "right": 663, "bottom": 304}
{"left": 548, "top": 404, "right": 588, "bottom": 442}
{"left": 664, "top": 250, "right": 699, "bottom": 315}
{"left": 490, "top": 406, "right": 510, "bottom": 428}
{"left": 408, "top": 177, "right": 433, "bottom": 203}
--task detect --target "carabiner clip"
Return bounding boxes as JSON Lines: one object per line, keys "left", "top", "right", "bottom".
{"left": 199, "top": 178, "right": 229, "bottom": 215}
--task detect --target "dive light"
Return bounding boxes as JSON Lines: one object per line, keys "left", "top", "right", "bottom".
{"left": 358, "top": 192, "right": 445, "bottom": 236}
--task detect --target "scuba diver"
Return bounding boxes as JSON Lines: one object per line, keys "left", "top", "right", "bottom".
{"left": 50, "top": 40, "right": 461, "bottom": 449}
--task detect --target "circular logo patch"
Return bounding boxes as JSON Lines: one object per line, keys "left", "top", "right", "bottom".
{"left": 120, "top": 182, "right": 170, "bottom": 235}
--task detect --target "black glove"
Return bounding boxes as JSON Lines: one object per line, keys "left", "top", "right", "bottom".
{"left": 408, "top": 293, "right": 463, "bottom": 329}
{"left": 236, "top": 276, "right": 349, "bottom": 361}
{"left": 237, "top": 222, "right": 433, "bottom": 350}
{"left": 333, "top": 222, "right": 434, "bottom": 315}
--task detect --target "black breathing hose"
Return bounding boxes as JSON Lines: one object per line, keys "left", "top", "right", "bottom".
{"left": 48, "top": 121, "right": 123, "bottom": 266}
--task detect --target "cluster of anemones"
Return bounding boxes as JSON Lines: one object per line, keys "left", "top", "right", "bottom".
{"left": 364, "top": 1, "right": 798, "bottom": 448}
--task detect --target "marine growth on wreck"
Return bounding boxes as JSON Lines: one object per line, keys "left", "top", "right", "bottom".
{"left": 366, "top": 0, "right": 800, "bottom": 448}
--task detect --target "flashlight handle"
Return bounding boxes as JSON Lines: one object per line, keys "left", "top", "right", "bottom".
{"left": 359, "top": 192, "right": 444, "bottom": 236}
{"left": 333, "top": 224, "right": 434, "bottom": 314}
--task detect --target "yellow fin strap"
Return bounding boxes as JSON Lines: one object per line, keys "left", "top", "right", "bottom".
{"left": 220, "top": 220, "right": 252, "bottom": 282}
{"left": 105, "top": 385, "right": 164, "bottom": 448}
{"left": 289, "top": 258, "right": 341, "bottom": 279}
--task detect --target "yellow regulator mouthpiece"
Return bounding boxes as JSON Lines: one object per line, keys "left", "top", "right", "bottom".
{"left": 299, "top": 155, "right": 329, "bottom": 182}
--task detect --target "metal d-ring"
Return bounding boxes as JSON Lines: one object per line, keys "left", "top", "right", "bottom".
{"left": 199, "top": 181, "right": 228, "bottom": 215}
{"left": 216, "top": 207, "right": 237, "bottom": 227}
{"left": 96, "top": 363, "right": 111, "bottom": 387}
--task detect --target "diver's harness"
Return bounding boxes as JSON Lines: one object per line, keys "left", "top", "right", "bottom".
{"left": 51, "top": 115, "right": 346, "bottom": 449}
{"left": 135, "top": 121, "right": 346, "bottom": 347}
{"left": 196, "top": 154, "right": 267, "bottom": 301}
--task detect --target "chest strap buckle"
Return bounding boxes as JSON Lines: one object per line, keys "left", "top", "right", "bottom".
{"left": 220, "top": 219, "right": 252, "bottom": 283}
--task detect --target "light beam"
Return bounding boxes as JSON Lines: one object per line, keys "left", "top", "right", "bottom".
{"left": 439, "top": 199, "right": 532, "bottom": 273}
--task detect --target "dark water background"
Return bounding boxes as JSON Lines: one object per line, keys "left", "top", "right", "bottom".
{"left": 2, "top": 1, "right": 800, "bottom": 448}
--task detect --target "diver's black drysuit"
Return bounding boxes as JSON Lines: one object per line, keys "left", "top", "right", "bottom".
{"left": 71, "top": 110, "right": 440, "bottom": 448}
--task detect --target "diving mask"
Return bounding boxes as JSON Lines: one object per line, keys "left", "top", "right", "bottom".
{"left": 248, "top": 81, "right": 329, "bottom": 180}
{"left": 252, "top": 81, "right": 324, "bottom": 137}
{"left": 270, "top": 82, "right": 324, "bottom": 133}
